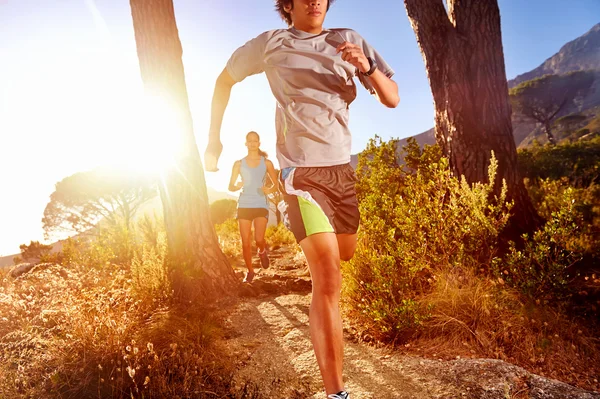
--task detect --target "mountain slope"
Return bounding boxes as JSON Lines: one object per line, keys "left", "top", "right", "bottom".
{"left": 508, "top": 23, "right": 600, "bottom": 88}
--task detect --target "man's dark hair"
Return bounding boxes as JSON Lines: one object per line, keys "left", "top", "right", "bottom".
{"left": 275, "top": 0, "right": 334, "bottom": 27}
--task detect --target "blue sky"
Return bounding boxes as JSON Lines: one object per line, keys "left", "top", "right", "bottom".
{"left": 0, "top": 0, "right": 598, "bottom": 256}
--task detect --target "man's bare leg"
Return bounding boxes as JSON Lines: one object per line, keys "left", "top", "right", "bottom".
{"left": 336, "top": 233, "right": 357, "bottom": 262}
{"left": 300, "top": 232, "right": 347, "bottom": 396}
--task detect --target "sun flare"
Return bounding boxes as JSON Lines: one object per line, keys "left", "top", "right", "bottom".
{"left": 111, "top": 95, "right": 186, "bottom": 177}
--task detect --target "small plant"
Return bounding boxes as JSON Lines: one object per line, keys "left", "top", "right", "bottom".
{"left": 131, "top": 231, "right": 170, "bottom": 302}
{"left": 215, "top": 218, "right": 242, "bottom": 261}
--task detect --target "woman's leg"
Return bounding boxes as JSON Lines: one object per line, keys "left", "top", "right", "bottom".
{"left": 253, "top": 216, "right": 270, "bottom": 269}
{"left": 238, "top": 218, "right": 253, "bottom": 273}
{"left": 253, "top": 216, "right": 268, "bottom": 252}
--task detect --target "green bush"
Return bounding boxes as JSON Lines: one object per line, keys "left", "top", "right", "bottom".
{"left": 518, "top": 139, "right": 600, "bottom": 187}
{"left": 496, "top": 181, "right": 600, "bottom": 305}
{"left": 265, "top": 222, "right": 297, "bottom": 249}
{"left": 494, "top": 188, "right": 585, "bottom": 303}
{"left": 344, "top": 137, "right": 511, "bottom": 341}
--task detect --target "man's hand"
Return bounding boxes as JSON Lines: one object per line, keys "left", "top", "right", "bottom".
{"left": 336, "top": 42, "right": 370, "bottom": 74}
{"left": 204, "top": 139, "right": 223, "bottom": 172}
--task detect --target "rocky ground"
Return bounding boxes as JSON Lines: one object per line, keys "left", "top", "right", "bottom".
{"left": 216, "top": 247, "right": 600, "bottom": 399}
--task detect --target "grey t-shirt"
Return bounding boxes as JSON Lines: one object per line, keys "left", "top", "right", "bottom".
{"left": 226, "top": 27, "right": 395, "bottom": 169}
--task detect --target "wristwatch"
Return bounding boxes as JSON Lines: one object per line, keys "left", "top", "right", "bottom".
{"left": 362, "top": 57, "right": 377, "bottom": 77}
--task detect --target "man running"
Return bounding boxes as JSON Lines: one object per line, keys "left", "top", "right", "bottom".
{"left": 205, "top": 1, "right": 399, "bottom": 397}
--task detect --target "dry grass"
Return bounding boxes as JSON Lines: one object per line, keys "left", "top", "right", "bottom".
{"left": 215, "top": 219, "right": 299, "bottom": 262}
{"left": 0, "top": 260, "right": 245, "bottom": 398}
{"left": 411, "top": 269, "right": 600, "bottom": 392}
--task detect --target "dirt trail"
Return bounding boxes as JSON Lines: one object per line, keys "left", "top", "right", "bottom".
{"left": 218, "top": 248, "right": 600, "bottom": 399}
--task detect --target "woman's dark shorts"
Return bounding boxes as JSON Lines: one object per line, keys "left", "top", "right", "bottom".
{"left": 236, "top": 207, "right": 269, "bottom": 221}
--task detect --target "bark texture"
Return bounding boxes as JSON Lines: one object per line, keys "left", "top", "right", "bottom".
{"left": 404, "top": 0, "right": 542, "bottom": 235}
{"left": 129, "top": 0, "right": 237, "bottom": 299}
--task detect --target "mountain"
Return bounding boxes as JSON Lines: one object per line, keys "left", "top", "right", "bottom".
{"left": 509, "top": 23, "right": 600, "bottom": 146}
{"left": 508, "top": 23, "right": 600, "bottom": 88}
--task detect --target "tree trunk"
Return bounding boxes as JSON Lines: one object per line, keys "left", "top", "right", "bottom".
{"left": 543, "top": 121, "right": 557, "bottom": 145}
{"left": 129, "top": 0, "right": 237, "bottom": 300}
{"left": 404, "top": 0, "right": 542, "bottom": 237}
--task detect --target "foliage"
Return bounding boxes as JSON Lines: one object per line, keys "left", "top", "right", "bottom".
{"left": 554, "top": 113, "right": 588, "bottom": 139}
{"left": 509, "top": 71, "right": 596, "bottom": 144}
{"left": 214, "top": 218, "right": 241, "bottom": 261}
{"left": 344, "top": 136, "right": 511, "bottom": 341}
{"left": 518, "top": 138, "right": 600, "bottom": 187}
{"left": 493, "top": 188, "right": 585, "bottom": 303}
{"left": 343, "top": 136, "right": 600, "bottom": 388}
{"left": 0, "top": 211, "right": 252, "bottom": 398}
{"left": 42, "top": 167, "right": 157, "bottom": 240}
{"left": 265, "top": 222, "right": 297, "bottom": 249}
{"left": 209, "top": 199, "right": 237, "bottom": 225}
{"left": 131, "top": 227, "right": 170, "bottom": 301}
{"left": 0, "top": 265, "right": 237, "bottom": 398}
{"left": 12, "top": 241, "right": 53, "bottom": 264}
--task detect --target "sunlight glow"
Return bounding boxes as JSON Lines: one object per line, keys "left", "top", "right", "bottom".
{"left": 112, "top": 95, "right": 185, "bottom": 177}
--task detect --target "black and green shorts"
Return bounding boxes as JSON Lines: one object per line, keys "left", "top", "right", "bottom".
{"left": 278, "top": 163, "right": 360, "bottom": 243}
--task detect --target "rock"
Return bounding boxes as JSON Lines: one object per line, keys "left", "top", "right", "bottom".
{"left": 238, "top": 284, "right": 259, "bottom": 298}
{"left": 9, "top": 263, "right": 35, "bottom": 278}
{"left": 434, "top": 358, "right": 600, "bottom": 399}
{"left": 252, "top": 280, "right": 280, "bottom": 294}
{"left": 286, "top": 278, "right": 311, "bottom": 292}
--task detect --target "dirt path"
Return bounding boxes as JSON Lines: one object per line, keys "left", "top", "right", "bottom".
{"left": 219, "top": 248, "right": 600, "bottom": 399}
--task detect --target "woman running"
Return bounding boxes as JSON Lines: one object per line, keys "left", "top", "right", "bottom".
{"left": 228, "top": 131, "right": 279, "bottom": 283}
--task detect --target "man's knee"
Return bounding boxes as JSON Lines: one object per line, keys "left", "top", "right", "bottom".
{"left": 337, "top": 234, "right": 357, "bottom": 262}
{"left": 311, "top": 260, "right": 342, "bottom": 298}
{"left": 339, "top": 249, "right": 355, "bottom": 262}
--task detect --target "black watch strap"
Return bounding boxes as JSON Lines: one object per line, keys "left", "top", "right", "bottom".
{"left": 362, "top": 57, "right": 377, "bottom": 77}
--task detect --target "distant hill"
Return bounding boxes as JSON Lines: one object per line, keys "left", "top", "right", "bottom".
{"left": 351, "top": 22, "right": 600, "bottom": 165}
{"left": 0, "top": 187, "right": 235, "bottom": 269}
{"left": 508, "top": 23, "right": 600, "bottom": 89}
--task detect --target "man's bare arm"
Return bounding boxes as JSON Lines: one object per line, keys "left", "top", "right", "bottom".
{"left": 365, "top": 69, "right": 400, "bottom": 109}
{"left": 205, "top": 68, "right": 237, "bottom": 172}
{"left": 228, "top": 161, "right": 243, "bottom": 192}
{"left": 337, "top": 42, "right": 400, "bottom": 108}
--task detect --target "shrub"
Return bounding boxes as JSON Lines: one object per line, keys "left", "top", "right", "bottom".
{"left": 343, "top": 137, "right": 511, "bottom": 342}
{"left": 518, "top": 139, "right": 600, "bottom": 188}
{"left": 215, "top": 218, "right": 242, "bottom": 261}
{"left": 210, "top": 199, "right": 238, "bottom": 225}
{"left": 265, "top": 222, "right": 297, "bottom": 250}
{"left": 131, "top": 231, "right": 170, "bottom": 302}
{"left": 494, "top": 187, "right": 590, "bottom": 304}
